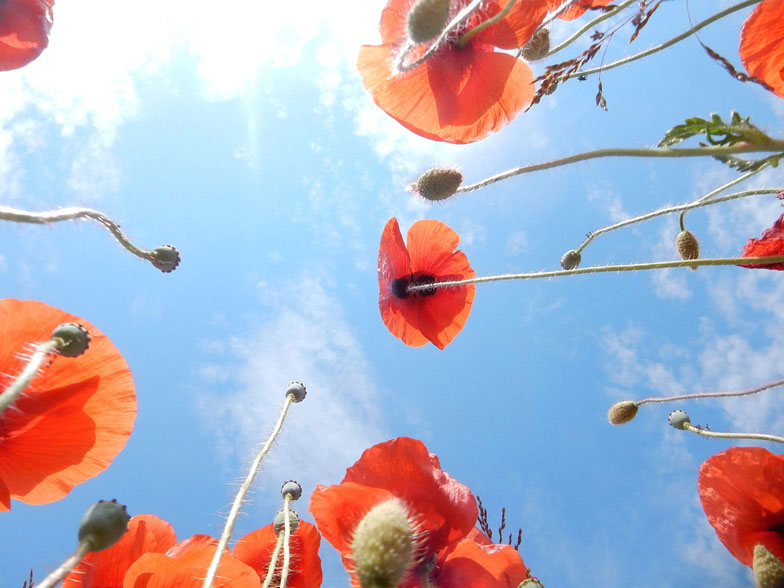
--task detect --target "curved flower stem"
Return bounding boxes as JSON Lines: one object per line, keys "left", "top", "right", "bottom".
{"left": 544, "top": 0, "right": 636, "bottom": 57}
{"left": 575, "top": 188, "right": 779, "bottom": 255}
{"left": 682, "top": 422, "right": 784, "bottom": 445}
{"left": 262, "top": 535, "right": 285, "bottom": 588}
{"left": 407, "top": 254, "right": 784, "bottom": 292}
{"left": 458, "top": 0, "right": 519, "bottom": 47}
{"left": 202, "top": 393, "right": 297, "bottom": 588}
{"left": 280, "top": 494, "right": 293, "bottom": 588}
{"left": 679, "top": 167, "right": 768, "bottom": 229}
{"left": 36, "top": 541, "right": 91, "bottom": 588}
{"left": 575, "top": 0, "right": 761, "bottom": 78}
{"left": 0, "top": 205, "right": 157, "bottom": 264}
{"left": 455, "top": 142, "right": 784, "bottom": 193}
{"left": 638, "top": 378, "right": 784, "bottom": 407}
{"left": 0, "top": 339, "right": 59, "bottom": 414}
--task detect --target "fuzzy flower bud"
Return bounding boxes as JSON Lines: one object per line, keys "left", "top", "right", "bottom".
{"left": 52, "top": 323, "right": 90, "bottom": 357}
{"left": 78, "top": 499, "right": 130, "bottom": 552}
{"left": 411, "top": 168, "right": 463, "bottom": 201}
{"left": 675, "top": 230, "right": 699, "bottom": 270}
{"left": 406, "top": 0, "right": 451, "bottom": 44}
{"left": 667, "top": 410, "right": 690, "bottom": 430}
{"left": 520, "top": 28, "right": 550, "bottom": 61}
{"left": 607, "top": 401, "right": 638, "bottom": 425}
{"left": 560, "top": 250, "right": 581, "bottom": 270}
{"left": 753, "top": 544, "right": 784, "bottom": 588}
{"left": 351, "top": 498, "right": 416, "bottom": 588}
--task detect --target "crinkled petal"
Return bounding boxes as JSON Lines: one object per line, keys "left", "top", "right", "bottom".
{"left": 434, "top": 530, "right": 528, "bottom": 588}
{"left": 740, "top": 212, "right": 784, "bottom": 270}
{"left": 0, "top": 0, "right": 53, "bottom": 71}
{"left": 166, "top": 535, "right": 218, "bottom": 558}
{"left": 740, "top": 0, "right": 784, "bottom": 98}
{"left": 358, "top": 43, "right": 535, "bottom": 144}
{"left": 476, "top": 0, "right": 549, "bottom": 49}
{"left": 547, "top": 0, "right": 613, "bottom": 20}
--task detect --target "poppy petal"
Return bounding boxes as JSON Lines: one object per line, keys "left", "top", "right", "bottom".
{"left": 0, "top": 0, "right": 53, "bottom": 71}
{"left": 435, "top": 532, "right": 528, "bottom": 588}
{"left": 0, "top": 299, "right": 136, "bottom": 507}
{"left": 740, "top": 212, "right": 784, "bottom": 270}
{"left": 358, "top": 43, "right": 535, "bottom": 144}
{"left": 739, "top": 0, "right": 784, "bottom": 98}
{"left": 475, "top": 0, "right": 549, "bottom": 49}
{"left": 547, "top": 0, "right": 613, "bottom": 20}
{"left": 699, "top": 447, "right": 784, "bottom": 566}
{"left": 166, "top": 535, "right": 219, "bottom": 558}
{"left": 234, "top": 522, "right": 322, "bottom": 588}
{"left": 63, "top": 515, "right": 177, "bottom": 588}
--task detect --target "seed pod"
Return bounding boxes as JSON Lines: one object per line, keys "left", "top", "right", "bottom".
{"left": 560, "top": 250, "right": 581, "bottom": 270}
{"left": 78, "top": 499, "right": 130, "bottom": 552}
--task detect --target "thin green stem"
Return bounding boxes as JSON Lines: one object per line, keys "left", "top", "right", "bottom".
{"left": 36, "top": 541, "right": 92, "bottom": 588}
{"left": 407, "top": 254, "right": 784, "bottom": 292}
{"left": 679, "top": 167, "right": 768, "bottom": 230}
{"left": 455, "top": 143, "right": 784, "bottom": 193}
{"left": 262, "top": 535, "right": 285, "bottom": 588}
{"left": 637, "top": 378, "right": 784, "bottom": 406}
{"left": 574, "top": 188, "right": 780, "bottom": 255}
{"left": 544, "top": 0, "right": 636, "bottom": 57}
{"left": 459, "top": 0, "right": 518, "bottom": 47}
{"left": 280, "top": 495, "right": 293, "bottom": 588}
{"left": 682, "top": 422, "right": 784, "bottom": 445}
{"left": 575, "top": 0, "right": 761, "bottom": 78}
{"left": 0, "top": 339, "right": 59, "bottom": 414}
{"left": 202, "top": 393, "right": 297, "bottom": 588}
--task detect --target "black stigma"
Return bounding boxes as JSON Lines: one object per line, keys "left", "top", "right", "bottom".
{"left": 412, "top": 274, "right": 437, "bottom": 296}
{"left": 391, "top": 277, "right": 410, "bottom": 299}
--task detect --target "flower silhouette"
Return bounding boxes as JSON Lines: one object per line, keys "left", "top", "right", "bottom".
{"left": 378, "top": 218, "right": 475, "bottom": 349}
{"left": 699, "top": 447, "right": 784, "bottom": 566}
{"left": 0, "top": 0, "right": 53, "bottom": 71}
{"left": 739, "top": 0, "right": 784, "bottom": 98}
{"left": 0, "top": 299, "right": 136, "bottom": 511}
{"left": 357, "top": 0, "right": 549, "bottom": 143}
{"left": 740, "top": 212, "right": 784, "bottom": 270}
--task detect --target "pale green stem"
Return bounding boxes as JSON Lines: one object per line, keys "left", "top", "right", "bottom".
{"left": 455, "top": 142, "right": 784, "bottom": 193}
{"left": 637, "top": 378, "right": 784, "bottom": 406}
{"left": 407, "top": 254, "right": 784, "bottom": 292}
{"left": 262, "top": 535, "right": 285, "bottom": 588}
{"left": 202, "top": 393, "right": 297, "bottom": 588}
{"left": 682, "top": 422, "right": 784, "bottom": 445}
{"left": 458, "top": 0, "right": 519, "bottom": 46}
{"left": 575, "top": 0, "right": 761, "bottom": 78}
{"left": 575, "top": 188, "right": 779, "bottom": 255}
{"left": 544, "top": 0, "right": 636, "bottom": 57}
{"left": 36, "top": 541, "right": 91, "bottom": 588}
{"left": 280, "top": 494, "right": 293, "bottom": 588}
{"left": 0, "top": 205, "right": 156, "bottom": 263}
{"left": 0, "top": 339, "right": 59, "bottom": 414}
{"left": 680, "top": 167, "right": 769, "bottom": 229}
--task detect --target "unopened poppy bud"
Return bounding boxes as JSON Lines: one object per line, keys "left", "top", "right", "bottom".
{"left": 668, "top": 410, "right": 690, "bottom": 430}
{"left": 352, "top": 498, "right": 416, "bottom": 588}
{"left": 411, "top": 168, "right": 462, "bottom": 201}
{"left": 52, "top": 323, "right": 90, "bottom": 357}
{"left": 150, "top": 245, "right": 180, "bottom": 273}
{"left": 273, "top": 508, "right": 300, "bottom": 535}
{"left": 78, "top": 499, "right": 130, "bottom": 552}
{"left": 560, "top": 250, "right": 581, "bottom": 270}
{"left": 607, "top": 401, "right": 638, "bottom": 425}
{"left": 406, "top": 0, "right": 451, "bottom": 44}
{"left": 754, "top": 544, "right": 784, "bottom": 588}
{"left": 281, "top": 480, "right": 302, "bottom": 501}
{"left": 285, "top": 381, "right": 307, "bottom": 402}
{"left": 521, "top": 28, "right": 550, "bottom": 61}
{"left": 675, "top": 230, "right": 699, "bottom": 270}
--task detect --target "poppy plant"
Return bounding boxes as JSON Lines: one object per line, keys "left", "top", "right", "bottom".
{"left": 357, "top": 0, "right": 549, "bottom": 143}
{"left": 739, "top": 0, "right": 784, "bottom": 99}
{"left": 310, "top": 437, "right": 528, "bottom": 588}
{"left": 546, "top": 0, "right": 613, "bottom": 20}
{"left": 378, "top": 218, "right": 475, "bottom": 349}
{"left": 0, "top": 0, "right": 53, "bottom": 71}
{"left": 0, "top": 299, "right": 136, "bottom": 511}
{"left": 699, "top": 447, "right": 784, "bottom": 568}
{"left": 740, "top": 212, "right": 784, "bottom": 270}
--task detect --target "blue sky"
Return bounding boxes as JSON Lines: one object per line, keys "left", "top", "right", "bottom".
{"left": 1, "top": 0, "right": 784, "bottom": 586}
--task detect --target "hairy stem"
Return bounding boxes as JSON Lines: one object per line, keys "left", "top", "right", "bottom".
{"left": 0, "top": 339, "right": 59, "bottom": 414}
{"left": 544, "top": 0, "right": 636, "bottom": 57}
{"left": 638, "top": 378, "right": 784, "bottom": 406}
{"left": 683, "top": 422, "right": 784, "bottom": 445}
{"left": 36, "top": 541, "right": 91, "bottom": 588}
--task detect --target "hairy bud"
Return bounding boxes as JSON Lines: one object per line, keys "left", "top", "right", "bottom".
{"left": 675, "top": 230, "right": 699, "bottom": 270}
{"left": 411, "top": 168, "right": 462, "bottom": 201}
{"left": 521, "top": 29, "right": 550, "bottom": 61}
{"left": 753, "top": 544, "right": 784, "bottom": 588}
{"left": 607, "top": 401, "right": 638, "bottom": 425}
{"left": 406, "top": 0, "right": 451, "bottom": 44}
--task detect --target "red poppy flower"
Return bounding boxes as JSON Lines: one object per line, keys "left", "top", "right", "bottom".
{"left": 433, "top": 528, "right": 529, "bottom": 587}
{"left": 234, "top": 521, "right": 323, "bottom": 588}
{"left": 0, "top": 299, "right": 136, "bottom": 511}
{"left": 740, "top": 212, "right": 784, "bottom": 270}
{"left": 699, "top": 447, "right": 784, "bottom": 567}
{"left": 739, "top": 0, "right": 784, "bottom": 99}
{"left": 357, "top": 0, "right": 549, "bottom": 143}
{"left": 0, "top": 0, "right": 53, "bottom": 71}
{"left": 378, "top": 218, "right": 475, "bottom": 349}
{"left": 546, "top": 0, "right": 612, "bottom": 20}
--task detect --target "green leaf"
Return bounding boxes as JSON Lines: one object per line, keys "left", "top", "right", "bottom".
{"left": 658, "top": 112, "right": 773, "bottom": 148}
{"left": 712, "top": 152, "right": 784, "bottom": 173}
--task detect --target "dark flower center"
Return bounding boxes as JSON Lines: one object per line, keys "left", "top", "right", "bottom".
{"left": 391, "top": 274, "right": 438, "bottom": 299}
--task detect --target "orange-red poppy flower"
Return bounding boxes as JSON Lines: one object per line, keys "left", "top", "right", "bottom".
{"left": 699, "top": 447, "right": 784, "bottom": 567}
{"left": 546, "top": 0, "right": 612, "bottom": 20}
{"left": 434, "top": 528, "right": 529, "bottom": 587}
{"left": 740, "top": 212, "right": 784, "bottom": 270}
{"left": 357, "top": 0, "right": 549, "bottom": 143}
{"left": 0, "top": 0, "right": 53, "bottom": 71}
{"left": 234, "top": 521, "right": 323, "bottom": 588}
{"left": 739, "top": 0, "right": 784, "bottom": 99}
{"left": 0, "top": 299, "right": 136, "bottom": 511}
{"left": 378, "top": 218, "right": 475, "bottom": 349}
